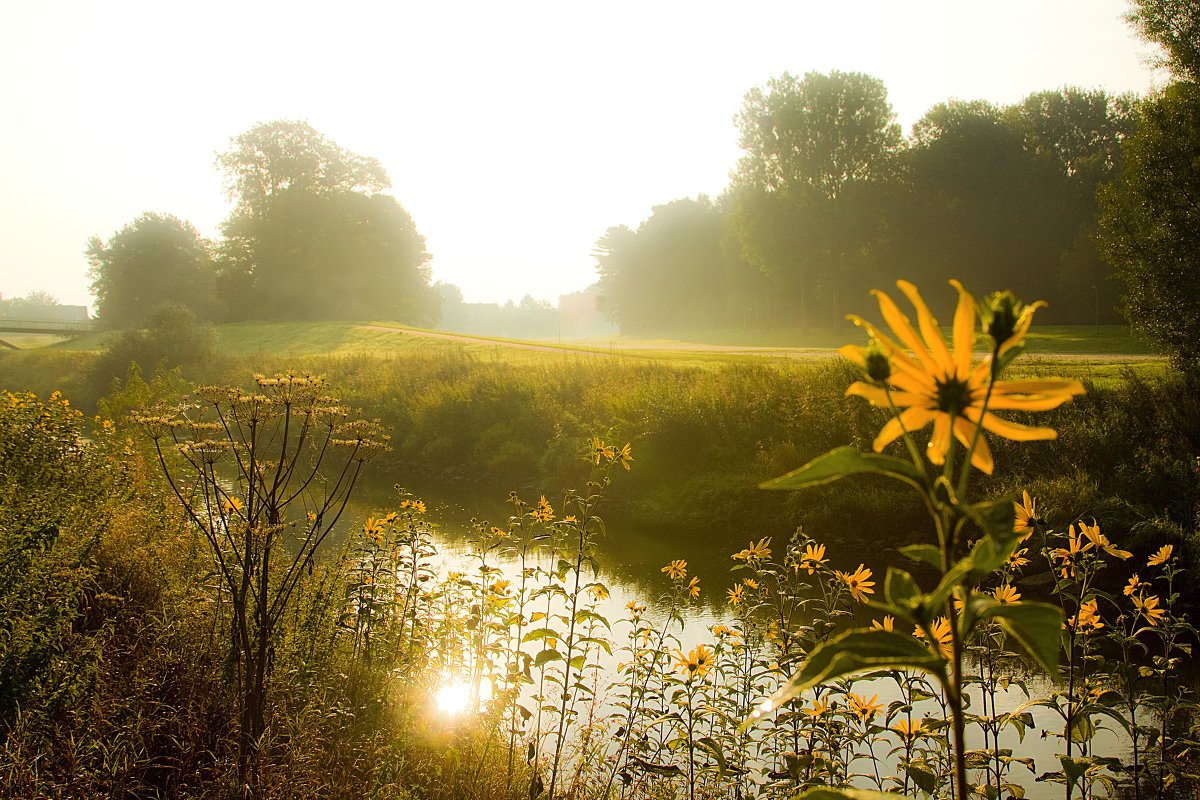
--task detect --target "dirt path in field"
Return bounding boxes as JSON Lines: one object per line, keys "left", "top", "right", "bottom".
{"left": 359, "top": 325, "right": 1162, "bottom": 362}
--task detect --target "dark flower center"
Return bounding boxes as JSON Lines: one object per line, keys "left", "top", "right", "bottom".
{"left": 934, "top": 375, "right": 974, "bottom": 415}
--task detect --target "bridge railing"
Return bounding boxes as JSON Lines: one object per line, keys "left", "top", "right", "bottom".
{"left": 0, "top": 319, "right": 94, "bottom": 334}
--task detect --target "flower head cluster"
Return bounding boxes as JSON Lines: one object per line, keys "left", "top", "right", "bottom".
{"left": 840, "top": 280, "right": 1084, "bottom": 474}
{"left": 732, "top": 537, "right": 772, "bottom": 566}
{"left": 835, "top": 564, "right": 875, "bottom": 603}
{"left": 674, "top": 644, "right": 714, "bottom": 679}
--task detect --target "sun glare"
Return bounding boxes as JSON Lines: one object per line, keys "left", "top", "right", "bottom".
{"left": 434, "top": 676, "right": 493, "bottom": 715}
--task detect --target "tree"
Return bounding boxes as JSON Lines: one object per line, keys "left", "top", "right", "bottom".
{"left": 594, "top": 197, "right": 735, "bottom": 334}
{"left": 87, "top": 213, "right": 215, "bottom": 328}
{"left": 1126, "top": 0, "right": 1200, "bottom": 81}
{"left": 217, "top": 120, "right": 390, "bottom": 217}
{"left": 1097, "top": 82, "right": 1200, "bottom": 376}
{"left": 729, "top": 71, "right": 902, "bottom": 328}
{"left": 215, "top": 121, "right": 434, "bottom": 323}
{"left": 0, "top": 290, "right": 60, "bottom": 318}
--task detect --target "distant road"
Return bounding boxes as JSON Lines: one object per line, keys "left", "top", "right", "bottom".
{"left": 362, "top": 325, "right": 1161, "bottom": 362}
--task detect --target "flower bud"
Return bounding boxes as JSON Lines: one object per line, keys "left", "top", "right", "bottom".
{"left": 864, "top": 345, "right": 891, "bottom": 383}
{"left": 979, "top": 291, "right": 1022, "bottom": 349}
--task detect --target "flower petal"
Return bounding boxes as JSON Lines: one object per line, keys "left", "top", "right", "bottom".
{"left": 897, "top": 280, "right": 954, "bottom": 375}
{"left": 872, "top": 290, "right": 939, "bottom": 374}
{"left": 873, "top": 406, "right": 938, "bottom": 450}
{"left": 953, "top": 415, "right": 993, "bottom": 474}
{"left": 976, "top": 410, "right": 1058, "bottom": 442}
{"left": 927, "top": 414, "right": 951, "bottom": 465}
{"left": 949, "top": 279, "right": 976, "bottom": 377}
{"left": 845, "top": 382, "right": 924, "bottom": 409}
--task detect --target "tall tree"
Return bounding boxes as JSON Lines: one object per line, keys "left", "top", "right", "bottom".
{"left": 1126, "top": 0, "right": 1200, "bottom": 81}
{"left": 217, "top": 120, "right": 390, "bottom": 217}
{"left": 86, "top": 213, "right": 215, "bottom": 328}
{"left": 215, "top": 121, "right": 433, "bottom": 323}
{"left": 729, "top": 71, "right": 901, "bottom": 328}
{"left": 1097, "top": 82, "right": 1200, "bottom": 375}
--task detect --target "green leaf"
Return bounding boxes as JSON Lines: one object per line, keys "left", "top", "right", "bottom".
{"left": 534, "top": 649, "right": 563, "bottom": 667}
{"left": 899, "top": 544, "right": 942, "bottom": 569}
{"left": 884, "top": 567, "right": 923, "bottom": 614}
{"left": 905, "top": 764, "right": 939, "bottom": 794}
{"left": 760, "top": 446, "right": 926, "bottom": 491}
{"left": 979, "top": 601, "right": 1063, "bottom": 674}
{"left": 965, "top": 497, "right": 1017, "bottom": 541}
{"left": 743, "top": 629, "right": 945, "bottom": 729}
{"left": 791, "top": 789, "right": 909, "bottom": 800}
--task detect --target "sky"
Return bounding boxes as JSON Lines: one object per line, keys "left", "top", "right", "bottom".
{"left": 0, "top": 0, "right": 1164, "bottom": 311}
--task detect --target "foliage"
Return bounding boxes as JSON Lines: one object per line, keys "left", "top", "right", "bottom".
{"left": 134, "top": 372, "right": 387, "bottom": 793}
{"left": 86, "top": 212, "right": 216, "bottom": 328}
{"left": 215, "top": 120, "right": 435, "bottom": 325}
{"left": 1125, "top": 0, "right": 1200, "bottom": 81}
{"left": 86, "top": 301, "right": 219, "bottom": 400}
{"left": 1097, "top": 81, "right": 1200, "bottom": 380}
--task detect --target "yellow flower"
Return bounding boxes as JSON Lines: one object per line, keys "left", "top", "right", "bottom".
{"left": 841, "top": 280, "right": 1084, "bottom": 474}
{"left": 802, "top": 698, "right": 829, "bottom": 718}
{"left": 992, "top": 584, "right": 1021, "bottom": 604}
{"left": 306, "top": 511, "right": 317, "bottom": 523}
{"left": 871, "top": 615, "right": 895, "bottom": 632}
{"left": 1148, "top": 544, "right": 1174, "bottom": 567}
{"left": 726, "top": 584, "right": 746, "bottom": 606}
{"left": 1014, "top": 490, "right": 1038, "bottom": 539}
{"left": 626, "top": 599, "right": 646, "bottom": 616}
{"left": 915, "top": 617, "right": 953, "bottom": 658}
{"left": 743, "top": 578, "right": 760, "bottom": 591}
{"left": 836, "top": 564, "right": 875, "bottom": 603}
{"left": 531, "top": 495, "right": 555, "bottom": 522}
{"left": 222, "top": 496, "right": 244, "bottom": 514}
{"left": 592, "top": 436, "right": 615, "bottom": 464}
{"left": 732, "top": 536, "right": 773, "bottom": 565}
{"left": 618, "top": 443, "right": 634, "bottom": 470}
{"left": 799, "top": 543, "right": 828, "bottom": 574}
{"left": 848, "top": 692, "right": 885, "bottom": 722}
{"left": 588, "top": 584, "right": 609, "bottom": 601}
{"left": 1008, "top": 547, "right": 1030, "bottom": 570}
{"left": 686, "top": 576, "right": 701, "bottom": 599}
{"left": 1069, "top": 599, "right": 1104, "bottom": 634}
{"left": 1125, "top": 574, "right": 1142, "bottom": 597}
{"left": 674, "top": 644, "right": 714, "bottom": 679}
{"left": 1132, "top": 594, "right": 1166, "bottom": 626}
{"left": 662, "top": 560, "right": 687, "bottom": 580}
{"left": 891, "top": 717, "right": 925, "bottom": 742}
{"left": 491, "top": 579, "right": 511, "bottom": 595}
{"left": 1080, "top": 520, "right": 1131, "bottom": 560}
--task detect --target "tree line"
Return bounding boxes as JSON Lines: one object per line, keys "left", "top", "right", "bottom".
{"left": 86, "top": 121, "right": 438, "bottom": 329}
{"left": 597, "top": 80, "right": 1134, "bottom": 335}
{"left": 596, "top": 0, "right": 1200, "bottom": 381}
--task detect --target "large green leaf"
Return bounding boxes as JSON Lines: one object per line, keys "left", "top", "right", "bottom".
{"left": 760, "top": 446, "right": 926, "bottom": 491}
{"left": 792, "top": 789, "right": 910, "bottom": 800}
{"left": 980, "top": 601, "right": 1063, "bottom": 674}
{"left": 743, "top": 629, "right": 945, "bottom": 729}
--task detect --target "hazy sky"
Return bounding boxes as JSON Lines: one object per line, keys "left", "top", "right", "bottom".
{"left": 1, "top": 0, "right": 1163, "bottom": 311}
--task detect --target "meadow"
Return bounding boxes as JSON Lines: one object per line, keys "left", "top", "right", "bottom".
{"left": 0, "top": 317, "right": 1196, "bottom": 799}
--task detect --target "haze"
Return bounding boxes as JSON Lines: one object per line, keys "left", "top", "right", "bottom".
{"left": 0, "top": 0, "right": 1161, "bottom": 311}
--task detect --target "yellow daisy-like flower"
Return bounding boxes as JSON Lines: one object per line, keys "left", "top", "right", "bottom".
{"left": 1008, "top": 547, "right": 1030, "bottom": 570}
{"left": 592, "top": 436, "right": 615, "bottom": 464}
{"left": 1014, "top": 490, "right": 1038, "bottom": 539}
{"left": 732, "top": 536, "right": 773, "bottom": 565}
{"left": 686, "top": 576, "right": 701, "bottom": 599}
{"left": 674, "top": 644, "right": 714, "bottom": 679}
{"left": 726, "top": 584, "right": 746, "bottom": 606}
{"left": 841, "top": 280, "right": 1084, "bottom": 474}
{"left": 836, "top": 564, "right": 875, "bottom": 603}
{"left": 799, "top": 543, "right": 828, "bottom": 574}
{"left": 618, "top": 442, "right": 634, "bottom": 470}
{"left": 587, "top": 584, "right": 609, "bottom": 601}
{"left": 1080, "top": 520, "right": 1132, "bottom": 560}
{"left": 848, "top": 692, "right": 885, "bottom": 722}
{"left": 801, "top": 698, "right": 829, "bottom": 718}
{"left": 871, "top": 615, "right": 895, "bottom": 632}
{"left": 626, "top": 599, "right": 646, "bottom": 616}
{"left": 222, "top": 496, "right": 244, "bottom": 514}
{"left": 915, "top": 617, "right": 953, "bottom": 659}
{"left": 1147, "top": 544, "right": 1174, "bottom": 567}
{"left": 531, "top": 495, "right": 555, "bottom": 522}
{"left": 891, "top": 717, "right": 925, "bottom": 743}
{"left": 1069, "top": 598, "right": 1105, "bottom": 634}
{"left": 1132, "top": 594, "right": 1166, "bottom": 626}
{"left": 743, "top": 578, "right": 760, "bottom": 590}
{"left": 661, "top": 559, "right": 687, "bottom": 580}
{"left": 992, "top": 584, "right": 1021, "bottom": 604}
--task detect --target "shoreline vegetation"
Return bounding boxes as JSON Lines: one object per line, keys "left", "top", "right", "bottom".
{"left": 1, "top": 311, "right": 1197, "bottom": 798}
